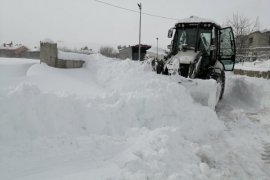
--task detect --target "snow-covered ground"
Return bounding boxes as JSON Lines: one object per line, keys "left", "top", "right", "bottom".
{"left": 147, "top": 47, "right": 167, "bottom": 59}
{"left": 235, "top": 59, "right": 270, "bottom": 72}
{"left": 0, "top": 56, "right": 269, "bottom": 180}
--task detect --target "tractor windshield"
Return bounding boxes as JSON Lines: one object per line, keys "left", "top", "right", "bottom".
{"left": 173, "top": 27, "right": 212, "bottom": 54}
{"left": 177, "top": 28, "right": 197, "bottom": 49}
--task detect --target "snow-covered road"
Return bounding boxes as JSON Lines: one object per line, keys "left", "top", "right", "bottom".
{"left": 0, "top": 56, "right": 269, "bottom": 180}
{"left": 216, "top": 74, "right": 270, "bottom": 179}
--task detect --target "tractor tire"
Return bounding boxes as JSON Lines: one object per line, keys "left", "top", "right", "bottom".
{"left": 156, "top": 64, "right": 163, "bottom": 74}
{"left": 156, "top": 61, "right": 164, "bottom": 74}
{"left": 162, "top": 68, "right": 169, "bottom": 75}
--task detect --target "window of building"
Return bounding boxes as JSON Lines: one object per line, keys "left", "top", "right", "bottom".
{"left": 249, "top": 37, "right": 253, "bottom": 46}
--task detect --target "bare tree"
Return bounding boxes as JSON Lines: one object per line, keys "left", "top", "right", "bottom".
{"left": 225, "top": 13, "right": 258, "bottom": 49}
{"left": 99, "top": 46, "right": 117, "bottom": 58}
{"left": 224, "top": 13, "right": 259, "bottom": 60}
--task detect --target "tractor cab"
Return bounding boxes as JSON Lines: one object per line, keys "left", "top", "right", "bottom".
{"left": 163, "top": 16, "right": 236, "bottom": 78}
{"left": 156, "top": 16, "right": 236, "bottom": 101}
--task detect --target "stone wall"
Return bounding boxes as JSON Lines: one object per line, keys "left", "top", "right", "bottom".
{"left": 57, "top": 59, "right": 85, "bottom": 68}
{"left": 234, "top": 69, "right": 270, "bottom": 79}
{"left": 118, "top": 47, "right": 132, "bottom": 60}
{"left": 40, "top": 42, "right": 58, "bottom": 66}
{"left": 40, "top": 42, "right": 84, "bottom": 68}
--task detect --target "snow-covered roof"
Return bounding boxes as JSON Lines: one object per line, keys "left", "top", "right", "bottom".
{"left": 255, "top": 29, "right": 270, "bottom": 33}
{"left": 250, "top": 29, "right": 270, "bottom": 35}
{"left": 259, "top": 29, "right": 270, "bottom": 33}
{"left": 41, "top": 38, "right": 55, "bottom": 44}
{"left": 148, "top": 46, "right": 166, "bottom": 55}
{"left": 28, "top": 47, "right": 40, "bottom": 52}
{"left": 132, "top": 44, "right": 151, "bottom": 50}
{"left": 0, "top": 44, "right": 26, "bottom": 50}
{"left": 176, "top": 16, "right": 221, "bottom": 27}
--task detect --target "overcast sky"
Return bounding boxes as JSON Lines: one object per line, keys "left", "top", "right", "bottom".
{"left": 0, "top": 0, "right": 269, "bottom": 49}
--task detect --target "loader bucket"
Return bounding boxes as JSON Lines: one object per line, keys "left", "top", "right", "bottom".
{"left": 174, "top": 76, "right": 220, "bottom": 109}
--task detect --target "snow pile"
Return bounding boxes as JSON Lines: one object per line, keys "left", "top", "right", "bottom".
{"left": 216, "top": 73, "right": 270, "bottom": 179}
{"left": 235, "top": 59, "right": 270, "bottom": 72}
{"left": 0, "top": 58, "right": 38, "bottom": 79}
{"left": 147, "top": 47, "right": 167, "bottom": 59}
{"left": 254, "top": 29, "right": 270, "bottom": 33}
{"left": 1, "top": 56, "right": 270, "bottom": 179}
{"left": 0, "top": 56, "right": 227, "bottom": 179}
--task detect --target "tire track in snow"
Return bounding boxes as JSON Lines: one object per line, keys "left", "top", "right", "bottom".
{"left": 216, "top": 74, "right": 270, "bottom": 178}
{"left": 262, "top": 143, "right": 270, "bottom": 164}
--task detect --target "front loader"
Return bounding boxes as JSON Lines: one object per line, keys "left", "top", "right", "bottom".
{"left": 155, "top": 16, "right": 236, "bottom": 107}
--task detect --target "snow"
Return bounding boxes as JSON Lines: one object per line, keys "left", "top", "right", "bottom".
{"left": 235, "top": 59, "right": 270, "bottom": 72}
{"left": 57, "top": 41, "right": 111, "bottom": 52}
{"left": 0, "top": 44, "right": 24, "bottom": 50}
{"left": 0, "top": 55, "right": 270, "bottom": 179}
{"left": 41, "top": 38, "right": 55, "bottom": 44}
{"left": 251, "top": 29, "right": 270, "bottom": 33}
{"left": 177, "top": 16, "right": 220, "bottom": 26}
{"left": 58, "top": 50, "right": 90, "bottom": 61}
{"left": 0, "top": 58, "right": 39, "bottom": 79}
{"left": 28, "top": 47, "right": 40, "bottom": 52}
{"left": 147, "top": 46, "right": 167, "bottom": 58}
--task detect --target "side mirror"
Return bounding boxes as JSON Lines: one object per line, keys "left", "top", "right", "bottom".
{"left": 167, "top": 44, "right": 172, "bottom": 50}
{"left": 168, "top": 28, "right": 174, "bottom": 38}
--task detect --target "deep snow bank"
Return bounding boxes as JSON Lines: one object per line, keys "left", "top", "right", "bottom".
{"left": 215, "top": 73, "right": 270, "bottom": 179}
{"left": 218, "top": 73, "right": 270, "bottom": 111}
{"left": 0, "top": 55, "right": 224, "bottom": 144}
{"left": 0, "top": 56, "right": 226, "bottom": 179}
{"left": 0, "top": 58, "right": 38, "bottom": 78}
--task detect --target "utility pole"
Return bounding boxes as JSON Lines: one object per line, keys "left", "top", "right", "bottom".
{"left": 138, "top": 3, "right": 142, "bottom": 61}
{"left": 156, "top": 37, "right": 159, "bottom": 60}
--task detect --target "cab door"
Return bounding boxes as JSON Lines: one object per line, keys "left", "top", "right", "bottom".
{"left": 219, "top": 27, "right": 236, "bottom": 71}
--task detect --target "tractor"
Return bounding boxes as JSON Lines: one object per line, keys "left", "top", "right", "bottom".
{"left": 156, "top": 16, "right": 236, "bottom": 101}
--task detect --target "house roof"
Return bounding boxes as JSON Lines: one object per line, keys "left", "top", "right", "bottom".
{"left": 260, "top": 29, "right": 270, "bottom": 33}
{"left": 250, "top": 29, "right": 270, "bottom": 35}
{"left": 0, "top": 44, "right": 28, "bottom": 51}
{"left": 132, "top": 44, "right": 151, "bottom": 50}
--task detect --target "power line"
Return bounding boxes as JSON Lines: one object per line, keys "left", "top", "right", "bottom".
{"left": 94, "top": 0, "right": 179, "bottom": 21}
{"left": 94, "top": 0, "right": 138, "bottom": 13}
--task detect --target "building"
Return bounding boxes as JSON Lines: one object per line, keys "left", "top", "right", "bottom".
{"left": 118, "top": 44, "right": 151, "bottom": 60}
{"left": 239, "top": 30, "right": 270, "bottom": 61}
{"left": 0, "top": 43, "right": 28, "bottom": 57}
{"left": 0, "top": 42, "right": 40, "bottom": 59}
{"left": 247, "top": 30, "right": 270, "bottom": 48}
